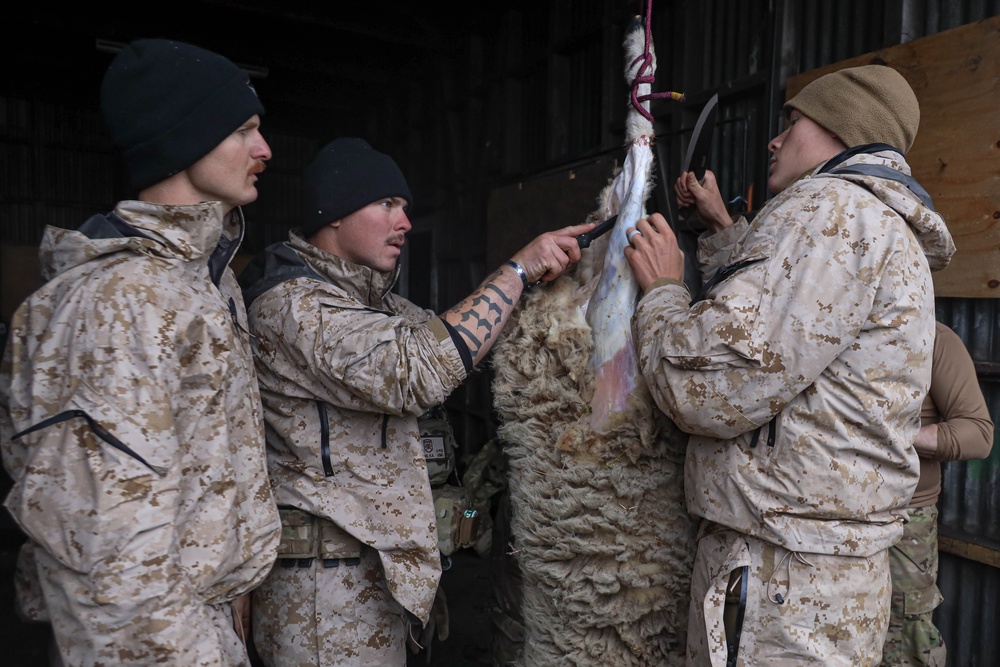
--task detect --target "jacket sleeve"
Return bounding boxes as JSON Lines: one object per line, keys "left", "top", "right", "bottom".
{"left": 928, "top": 324, "right": 995, "bottom": 462}
{"left": 695, "top": 216, "right": 751, "bottom": 285}
{"left": 632, "top": 186, "right": 886, "bottom": 438}
{"left": 251, "top": 280, "right": 468, "bottom": 416}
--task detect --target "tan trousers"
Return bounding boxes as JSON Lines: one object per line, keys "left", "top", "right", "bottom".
{"left": 252, "top": 547, "right": 408, "bottom": 667}
{"left": 687, "top": 525, "right": 891, "bottom": 666}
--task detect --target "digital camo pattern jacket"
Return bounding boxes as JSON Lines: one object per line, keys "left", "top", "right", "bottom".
{"left": 240, "top": 231, "right": 469, "bottom": 623}
{"left": 633, "top": 148, "right": 956, "bottom": 557}
{"left": 0, "top": 200, "right": 281, "bottom": 665}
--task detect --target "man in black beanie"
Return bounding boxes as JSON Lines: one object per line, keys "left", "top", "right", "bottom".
{"left": 239, "top": 137, "right": 594, "bottom": 667}
{"left": 0, "top": 38, "right": 280, "bottom": 666}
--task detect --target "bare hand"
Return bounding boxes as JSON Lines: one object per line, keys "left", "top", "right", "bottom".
{"left": 510, "top": 222, "right": 594, "bottom": 284}
{"left": 675, "top": 170, "right": 732, "bottom": 234}
{"left": 624, "top": 213, "right": 685, "bottom": 291}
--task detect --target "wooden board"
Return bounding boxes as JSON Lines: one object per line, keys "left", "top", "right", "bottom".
{"left": 939, "top": 534, "right": 1000, "bottom": 569}
{"left": 786, "top": 17, "right": 1000, "bottom": 298}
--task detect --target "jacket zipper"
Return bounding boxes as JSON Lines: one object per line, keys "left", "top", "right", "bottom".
{"left": 316, "top": 401, "right": 334, "bottom": 476}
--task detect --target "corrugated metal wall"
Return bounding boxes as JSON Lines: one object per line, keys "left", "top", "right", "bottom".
{"left": 936, "top": 296, "right": 1000, "bottom": 666}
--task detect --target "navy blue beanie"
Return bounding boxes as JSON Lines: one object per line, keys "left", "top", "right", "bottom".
{"left": 100, "top": 39, "right": 265, "bottom": 191}
{"left": 301, "top": 138, "right": 412, "bottom": 237}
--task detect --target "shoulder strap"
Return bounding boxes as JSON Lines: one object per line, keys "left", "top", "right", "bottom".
{"left": 239, "top": 242, "right": 325, "bottom": 308}
{"left": 818, "top": 143, "right": 935, "bottom": 210}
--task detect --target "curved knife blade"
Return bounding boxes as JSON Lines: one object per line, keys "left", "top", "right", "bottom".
{"left": 681, "top": 93, "right": 719, "bottom": 181}
{"left": 676, "top": 93, "right": 719, "bottom": 230}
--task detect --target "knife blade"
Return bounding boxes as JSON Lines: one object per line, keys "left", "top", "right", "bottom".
{"left": 677, "top": 93, "right": 719, "bottom": 228}
{"left": 681, "top": 93, "right": 718, "bottom": 181}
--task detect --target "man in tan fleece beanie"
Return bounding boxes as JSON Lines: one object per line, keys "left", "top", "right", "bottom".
{"left": 626, "top": 63, "right": 955, "bottom": 667}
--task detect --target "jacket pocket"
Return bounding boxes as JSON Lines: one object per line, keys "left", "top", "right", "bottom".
{"left": 5, "top": 382, "right": 174, "bottom": 573}
{"left": 670, "top": 235, "right": 776, "bottom": 372}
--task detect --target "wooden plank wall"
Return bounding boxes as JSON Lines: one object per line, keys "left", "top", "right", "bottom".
{"left": 786, "top": 16, "right": 1000, "bottom": 299}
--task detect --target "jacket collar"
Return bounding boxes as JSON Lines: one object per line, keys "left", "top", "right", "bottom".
{"left": 41, "top": 200, "right": 245, "bottom": 284}
{"left": 287, "top": 230, "right": 400, "bottom": 307}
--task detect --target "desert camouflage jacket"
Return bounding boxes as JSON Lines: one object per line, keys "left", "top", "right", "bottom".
{"left": 633, "top": 147, "right": 956, "bottom": 557}
{"left": 0, "top": 200, "right": 281, "bottom": 661}
{"left": 240, "top": 231, "right": 469, "bottom": 622}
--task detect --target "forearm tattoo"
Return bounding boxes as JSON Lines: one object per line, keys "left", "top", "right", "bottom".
{"left": 450, "top": 278, "right": 513, "bottom": 357}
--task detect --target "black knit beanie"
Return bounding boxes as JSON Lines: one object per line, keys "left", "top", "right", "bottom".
{"left": 301, "top": 138, "right": 412, "bottom": 237}
{"left": 100, "top": 38, "right": 265, "bottom": 191}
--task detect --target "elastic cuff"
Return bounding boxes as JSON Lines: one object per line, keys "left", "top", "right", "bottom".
{"left": 441, "top": 319, "right": 474, "bottom": 373}
{"left": 645, "top": 277, "right": 687, "bottom": 293}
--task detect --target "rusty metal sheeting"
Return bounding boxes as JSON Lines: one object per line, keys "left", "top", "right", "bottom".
{"left": 937, "top": 552, "right": 1000, "bottom": 665}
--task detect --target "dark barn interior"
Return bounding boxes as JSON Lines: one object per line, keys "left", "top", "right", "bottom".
{"left": 2, "top": 1, "right": 999, "bottom": 665}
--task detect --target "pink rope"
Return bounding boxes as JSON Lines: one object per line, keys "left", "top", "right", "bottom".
{"left": 629, "top": 0, "right": 684, "bottom": 122}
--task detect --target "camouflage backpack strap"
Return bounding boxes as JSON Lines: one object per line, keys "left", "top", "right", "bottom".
{"left": 461, "top": 436, "right": 508, "bottom": 512}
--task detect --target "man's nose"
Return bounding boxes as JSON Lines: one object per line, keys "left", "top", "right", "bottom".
{"left": 398, "top": 211, "right": 412, "bottom": 232}
{"left": 767, "top": 128, "right": 787, "bottom": 154}
{"left": 256, "top": 133, "right": 273, "bottom": 162}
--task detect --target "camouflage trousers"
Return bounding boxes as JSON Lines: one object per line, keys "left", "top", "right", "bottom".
{"left": 687, "top": 524, "right": 891, "bottom": 666}
{"left": 252, "top": 547, "right": 409, "bottom": 667}
{"left": 880, "top": 505, "right": 946, "bottom": 667}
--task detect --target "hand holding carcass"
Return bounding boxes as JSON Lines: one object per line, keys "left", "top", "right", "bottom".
{"left": 624, "top": 213, "right": 685, "bottom": 291}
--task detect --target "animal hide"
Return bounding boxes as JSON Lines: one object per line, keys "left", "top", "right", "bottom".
{"left": 491, "top": 18, "right": 697, "bottom": 667}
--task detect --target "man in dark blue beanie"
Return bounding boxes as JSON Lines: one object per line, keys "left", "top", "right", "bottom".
{"left": 238, "top": 138, "right": 595, "bottom": 666}
{"left": 1, "top": 38, "right": 280, "bottom": 666}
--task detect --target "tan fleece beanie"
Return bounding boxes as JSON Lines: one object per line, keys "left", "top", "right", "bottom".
{"left": 785, "top": 65, "right": 919, "bottom": 153}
